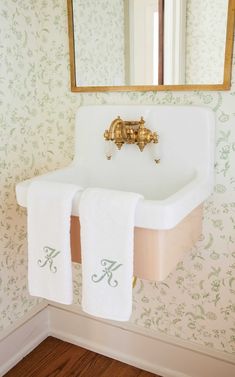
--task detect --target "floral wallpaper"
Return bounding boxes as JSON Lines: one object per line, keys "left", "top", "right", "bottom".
{"left": 73, "top": 0, "right": 125, "bottom": 86}
{"left": 186, "top": 0, "right": 228, "bottom": 84}
{"left": 0, "top": 0, "right": 235, "bottom": 357}
{"left": 0, "top": 0, "right": 42, "bottom": 331}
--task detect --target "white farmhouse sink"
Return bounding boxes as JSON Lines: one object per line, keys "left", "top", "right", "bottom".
{"left": 16, "top": 105, "right": 214, "bottom": 229}
{"left": 16, "top": 105, "right": 215, "bottom": 280}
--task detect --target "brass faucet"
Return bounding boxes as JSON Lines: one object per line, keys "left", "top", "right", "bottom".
{"left": 104, "top": 116, "right": 158, "bottom": 152}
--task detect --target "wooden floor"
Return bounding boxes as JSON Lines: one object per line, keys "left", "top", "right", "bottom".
{"left": 4, "top": 337, "right": 161, "bottom": 377}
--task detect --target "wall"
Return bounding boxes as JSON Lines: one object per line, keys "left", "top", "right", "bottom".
{"left": 73, "top": 0, "right": 125, "bottom": 86}
{"left": 186, "top": 0, "right": 228, "bottom": 84}
{"left": 0, "top": 0, "right": 74, "bottom": 332}
{"left": 0, "top": 0, "right": 235, "bottom": 356}
{"left": 0, "top": 0, "right": 42, "bottom": 331}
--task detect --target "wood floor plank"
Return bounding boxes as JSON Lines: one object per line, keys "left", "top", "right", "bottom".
{"left": 5, "top": 337, "right": 87, "bottom": 377}
{"left": 4, "top": 338, "right": 87, "bottom": 377}
{"left": 4, "top": 337, "right": 160, "bottom": 377}
{"left": 76, "top": 353, "right": 113, "bottom": 377}
{"left": 36, "top": 348, "right": 94, "bottom": 377}
{"left": 99, "top": 359, "right": 141, "bottom": 377}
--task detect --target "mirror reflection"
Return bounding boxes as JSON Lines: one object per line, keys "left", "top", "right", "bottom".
{"left": 71, "top": 0, "right": 229, "bottom": 88}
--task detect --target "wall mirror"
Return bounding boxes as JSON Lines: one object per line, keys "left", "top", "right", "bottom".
{"left": 67, "top": 0, "right": 235, "bottom": 92}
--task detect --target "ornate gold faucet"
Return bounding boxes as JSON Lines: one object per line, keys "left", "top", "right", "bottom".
{"left": 104, "top": 116, "right": 158, "bottom": 152}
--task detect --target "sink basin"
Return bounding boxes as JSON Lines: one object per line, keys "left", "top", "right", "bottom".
{"left": 16, "top": 105, "right": 215, "bottom": 280}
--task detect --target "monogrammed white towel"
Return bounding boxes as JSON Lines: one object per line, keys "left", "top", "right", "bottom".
{"left": 27, "top": 181, "right": 80, "bottom": 304}
{"left": 79, "top": 188, "right": 142, "bottom": 321}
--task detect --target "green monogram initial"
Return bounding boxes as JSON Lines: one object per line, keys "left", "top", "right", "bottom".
{"left": 92, "top": 259, "right": 122, "bottom": 287}
{"left": 37, "top": 246, "right": 61, "bottom": 273}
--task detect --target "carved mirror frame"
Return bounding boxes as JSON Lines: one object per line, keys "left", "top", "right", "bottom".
{"left": 67, "top": 0, "right": 235, "bottom": 92}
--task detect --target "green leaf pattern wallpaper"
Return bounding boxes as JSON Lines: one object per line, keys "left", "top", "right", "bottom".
{"left": 186, "top": 0, "right": 228, "bottom": 84}
{"left": 73, "top": 0, "right": 125, "bottom": 86}
{"left": 0, "top": 0, "right": 234, "bottom": 355}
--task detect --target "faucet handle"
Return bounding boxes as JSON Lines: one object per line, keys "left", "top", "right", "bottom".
{"left": 105, "top": 140, "right": 114, "bottom": 160}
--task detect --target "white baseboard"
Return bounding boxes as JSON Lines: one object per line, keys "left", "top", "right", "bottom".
{"left": 1, "top": 303, "right": 235, "bottom": 377}
{"left": 0, "top": 305, "right": 49, "bottom": 377}
{"left": 49, "top": 305, "right": 235, "bottom": 377}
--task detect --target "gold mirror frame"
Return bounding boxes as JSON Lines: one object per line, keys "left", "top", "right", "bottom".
{"left": 67, "top": 0, "right": 235, "bottom": 92}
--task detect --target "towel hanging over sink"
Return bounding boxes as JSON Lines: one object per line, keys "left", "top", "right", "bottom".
{"left": 79, "top": 188, "right": 142, "bottom": 321}
{"left": 27, "top": 180, "right": 80, "bottom": 305}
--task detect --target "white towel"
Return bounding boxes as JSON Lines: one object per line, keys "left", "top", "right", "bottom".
{"left": 27, "top": 181, "right": 79, "bottom": 305}
{"left": 79, "top": 188, "right": 142, "bottom": 321}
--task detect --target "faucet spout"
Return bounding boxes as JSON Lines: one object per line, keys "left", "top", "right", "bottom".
{"left": 104, "top": 116, "right": 127, "bottom": 150}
